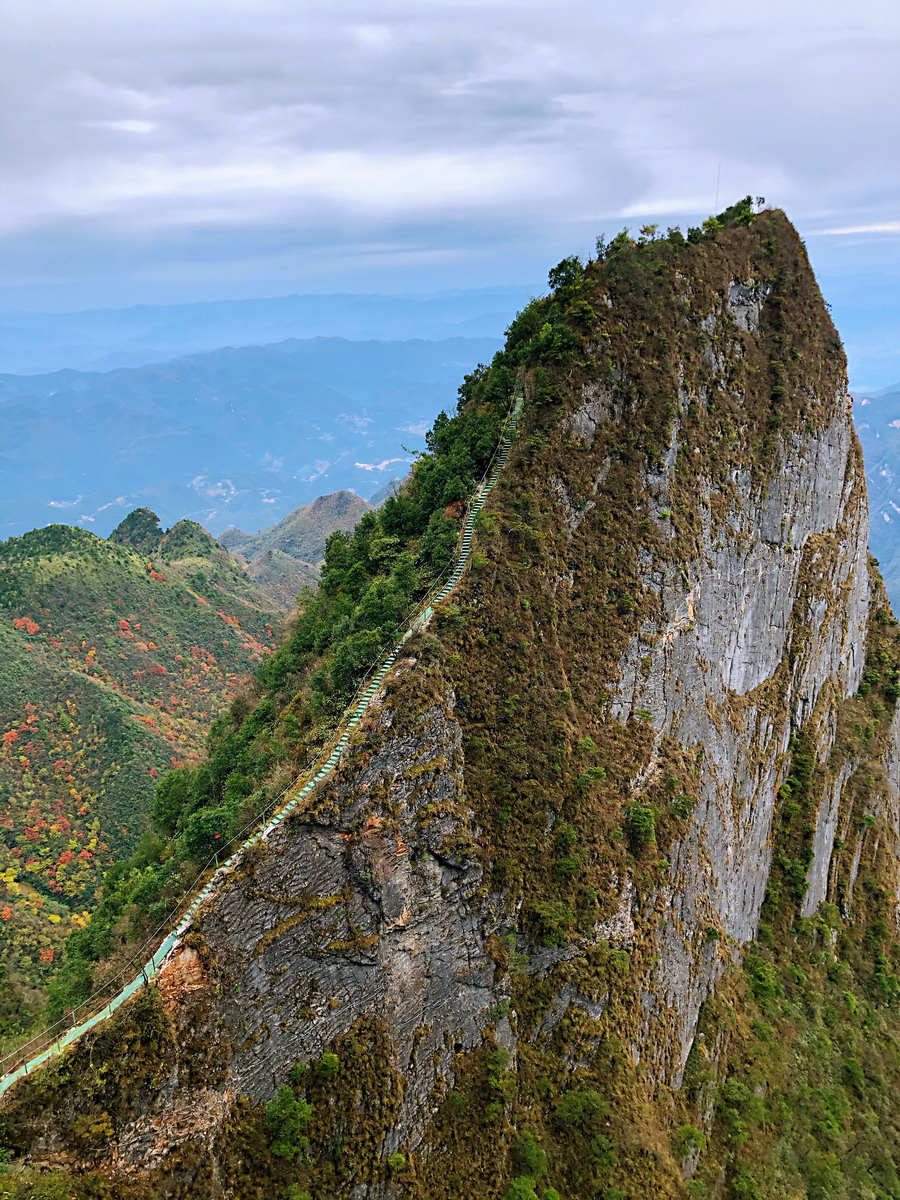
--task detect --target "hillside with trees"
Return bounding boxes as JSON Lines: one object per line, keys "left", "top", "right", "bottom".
{"left": 0, "top": 512, "right": 282, "bottom": 1030}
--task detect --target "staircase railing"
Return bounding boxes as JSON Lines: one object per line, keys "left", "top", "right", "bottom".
{"left": 0, "top": 392, "right": 524, "bottom": 1099}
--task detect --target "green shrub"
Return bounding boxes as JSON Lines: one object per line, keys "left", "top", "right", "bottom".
{"left": 316, "top": 1052, "right": 340, "bottom": 1079}
{"left": 530, "top": 900, "right": 576, "bottom": 945}
{"left": 590, "top": 1132, "right": 617, "bottom": 1170}
{"left": 387, "top": 1152, "right": 407, "bottom": 1171}
{"left": 626, "top": 803, "right": 656, "bottom": 853}
{"left": 548, "top": 255, "right": 585, "bottom": 294}
{"left": 554, "top": 851, "right": 587, "bottom": 878}
{"left": 552, "top": 820, "right": 585, "bottom": 876}
{"left": 514, "top": 1132, "right": 548, "bottom": 1178}
{"left": 264, "top": 1085, "right": 313, "bottom": 1160}
{"left": 673, "top": 1123, "right": 705, "bottom": 1158}
{"left": 486, "top": 1046, "right": 510, "bottom": 1081}
{"left": 554, "top": 822, "right": 578, "bottom": 852}
{"left": 873, "top": 953, "right": 900, "bottom": 1003}
{"left": 744, "top": 952, "right": 782, "bottom": 1001}
{"left": 502, "top": 1178, "right": 540, "bottom": 1200}
{"left": 730, "top": 1169, "right": 763, "bottom": 1200}
{"left": 483, "top": 1045, "right": 515, "bottom": 1112}
{"left": 554, "top": 1089, "right": 609, "bottom": 1130}
{"left": 577, "top": 765, "right": 607, "bottom": 791}
{"left": 670, "top": 793, "right": 694, "bottom": 820}
{"left": 717, "top": 1078, "right": 766, "bottom": 1144}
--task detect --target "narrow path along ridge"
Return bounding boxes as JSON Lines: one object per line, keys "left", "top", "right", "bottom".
{"left": 0, "top": 391, "right": 524, "bottom": 1100}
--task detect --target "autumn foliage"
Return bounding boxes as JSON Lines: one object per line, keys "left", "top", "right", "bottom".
{"left": 0, "top": 518, "right": 282, "bottom": 1023}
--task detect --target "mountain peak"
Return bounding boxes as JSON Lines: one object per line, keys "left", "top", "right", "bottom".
{"left": 224, "top": 490, "right": 373, "bottom": 569}
{"left": 10, "top": 207, "right": 900, "bottom": 1200}
{"left": 306, "top": 489, "right": 372, "bottom": 522}
{"left": 108, "top": 507, "right": 163, "bottom": 553}
{"left": 158, "top": 519, "right": 218, "bottom": 561}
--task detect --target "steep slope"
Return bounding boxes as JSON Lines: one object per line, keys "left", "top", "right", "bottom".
{"left": 5, "top": 205, "right": 900, "bottom": 1200}
{"left": 242, "top": 549, "right": 321, "bottom": 609}
{"left": 0, "top": 515, "right": 281, "bottom": 1025}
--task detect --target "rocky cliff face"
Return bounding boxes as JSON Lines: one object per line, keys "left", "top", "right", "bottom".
{"left": 8, "top": 208, "right": 900, "bottom": 1200}
{"left": 611, "top": 341, "right": 870, "bottom": 1083}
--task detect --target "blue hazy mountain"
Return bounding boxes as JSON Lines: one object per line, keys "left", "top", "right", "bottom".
{"left": 0, "top": 335, "right": 499, "bottom": 539}
{"left": 854, "top": 380, "right": 900, "bottom": 602}
{"left": 825, "top": 273, "right": 900, "bottom": 395}
{"left": 0, "top": 286, "right": 533, "bottom": 375}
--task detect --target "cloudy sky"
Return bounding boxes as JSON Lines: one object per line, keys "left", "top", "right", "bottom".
{"left": 2, "top": 0, "right": 898, "bottom": 380}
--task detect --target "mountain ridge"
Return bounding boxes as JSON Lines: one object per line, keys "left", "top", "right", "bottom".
{"left": 0, "top": 286, "right": 534, "bottom": 375}
{"left": 0, "top": 335, "right": 499, "bottom": 539}
{"left": 6, "top": 204, "right": 900, "bottom": 1200}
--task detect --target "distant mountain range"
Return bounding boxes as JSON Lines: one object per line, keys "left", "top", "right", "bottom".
{"left": 854, "top": 380, "right": 900, "bottom": 603}
{"left": 221, "top": 489, "right": 374, "bottom": 607}
{"left": 0, "top": 286, "right": 533, "bottom": 375}
{"left": 0, "top": 334, "right": 498, "bottom": 541}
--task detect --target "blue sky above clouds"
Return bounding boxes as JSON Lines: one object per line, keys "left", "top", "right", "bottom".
{"left": 2, "top": 0, "right": 898, "bottom": 385}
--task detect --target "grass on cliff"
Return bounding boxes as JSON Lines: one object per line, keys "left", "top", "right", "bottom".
{"left": 676, "top": 582, "right": 900, "bottom": 1200}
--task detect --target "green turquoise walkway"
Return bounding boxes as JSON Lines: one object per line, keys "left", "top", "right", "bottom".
{"left": 0, "top": 393, "right": 523, "bottom": 1100}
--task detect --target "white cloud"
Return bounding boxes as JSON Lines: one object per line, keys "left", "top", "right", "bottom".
{"left": 354, "top": 456, "right": 409, "bottom": 471}
{"left": 82, "top": 119, "right": 156, "bottom": 134}
{"left": 1, "top": 0, "right": 898, "bottom": 299}
{"left": 809, "top": 223, "right": 900, "bottom": 237}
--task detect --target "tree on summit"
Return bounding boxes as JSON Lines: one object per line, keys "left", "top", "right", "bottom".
{"left": 109, "top": 508, "right": 164, "bottom": 554}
